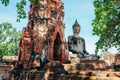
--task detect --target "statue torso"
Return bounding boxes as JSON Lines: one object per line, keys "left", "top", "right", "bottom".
{"left": 68, "top": 35, "right": 85, "bottom": 53}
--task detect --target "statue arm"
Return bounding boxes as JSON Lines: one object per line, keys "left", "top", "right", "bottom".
{"left": 82, "top": 38, "right": 89, "bottom": 54}
{"left": 68, "top": 36, "right": 77, "bottom": 53}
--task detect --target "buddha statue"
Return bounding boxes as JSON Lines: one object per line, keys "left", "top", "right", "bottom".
{"left": 68, "top": 20, "right": 99, "bottom": 60}
{"left": 68, "top": 20, "right": 89, "bottom": 58}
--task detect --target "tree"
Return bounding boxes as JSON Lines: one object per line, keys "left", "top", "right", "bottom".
{"left": 0, "top": 22, "right": 21, "bottom": 56}
{"left": 0, "top": 22, "right": 15, "bottom": 43}
{"left": 93, "top": 0, "right": 120, "bottom": 53}
{"left": 0, "top": 0, "right": 40, "bottom": 22}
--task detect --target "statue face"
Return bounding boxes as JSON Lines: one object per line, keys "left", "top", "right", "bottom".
{"left": 73, "top": 26, "right": 80, "bottom": 35}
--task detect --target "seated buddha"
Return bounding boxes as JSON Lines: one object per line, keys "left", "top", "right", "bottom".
{"left": 68, "top": 20, "right": 99, "bottom": 60}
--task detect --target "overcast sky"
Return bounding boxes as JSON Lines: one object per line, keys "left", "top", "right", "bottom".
{"left": 0, "top": 0, "right": 118, "bottom": 54}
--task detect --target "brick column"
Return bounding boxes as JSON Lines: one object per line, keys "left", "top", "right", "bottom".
{"left": 47, "top": 39, "right": 54, "bottom": 60}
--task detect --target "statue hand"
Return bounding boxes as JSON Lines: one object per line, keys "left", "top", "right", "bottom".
{"left": 70, "top": 49, "right": 78, "bottom": 54}
{"left": 85, "top": 51, "right": 89, "bottom": 55}
{"left": 77, "top": 51, "right": 84, "bottom": 55}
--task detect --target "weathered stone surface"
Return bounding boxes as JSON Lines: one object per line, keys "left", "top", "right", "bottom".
{"left": 45, "top": 61, "right": 66, "bottom": 74}
{"left": 69, "top": 53, "right": 80, "bottom": 63}
{"left": 18, "top": 0, "right": 68, "bottom": 63}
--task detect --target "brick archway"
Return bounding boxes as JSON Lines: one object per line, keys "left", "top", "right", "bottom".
{"left": 53, "top": 33, "right": 62, "bottom": 61}
{"left": 47, "top": 25, "right": 65, "bottom": 61}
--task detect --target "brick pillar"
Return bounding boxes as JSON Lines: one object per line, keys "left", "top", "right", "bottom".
{"left": 61, "top": 44, "right": 65, "bottom": 62}
{"left": 47, "top": 40, "right": 54, "bottom": 60}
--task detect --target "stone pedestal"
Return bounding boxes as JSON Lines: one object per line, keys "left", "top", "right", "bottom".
{"left": 45, "top": 61, "right": 66, "bottom": 74}
{"left": 69, "top": 53, "right": 80, "bottom": 63}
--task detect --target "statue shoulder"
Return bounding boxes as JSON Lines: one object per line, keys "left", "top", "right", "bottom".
{"left": 79, "top": 37, "right": 85, "bottom": 42}
{"left": 68, "top": 35, "right": 73, "bottom": 39}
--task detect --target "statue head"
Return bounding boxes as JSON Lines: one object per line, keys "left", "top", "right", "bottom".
{"left": 72, "top": 20, "right": 80, "bottom": 36}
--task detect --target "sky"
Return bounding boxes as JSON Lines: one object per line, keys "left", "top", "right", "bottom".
{"left": 0, "top": 0, "right": 118, "bottom": 54}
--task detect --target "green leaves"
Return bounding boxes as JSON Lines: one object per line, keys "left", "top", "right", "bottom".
{"left": 93, "top": 0, "right": 120, "bottom": 53}
{"left": 0, "top": 22, "right": 13, "bottom": 43}
{"left": 0, "top": 0, "right": 42, "bottom": 22}
{"left": 0, "top": 22, "right": 21, "bottom": 56}
{"left": 16, "top": 0, "right": 27, "bottom": 22}
{"left": 16, "top": 0, "right": 39, "bottom": 22}
{"left": 1, "top": 0, "right": 9, "bottom": 6}
{"left": 29, "top": 0, "right": 38, "bottom": 5}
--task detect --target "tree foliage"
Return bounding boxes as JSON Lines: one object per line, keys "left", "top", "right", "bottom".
{"left": 0, "top": 22, "right": 21, "bottom": 56}
{"left": 0, "top": 22, "right": 13, "bottom": 43}
{"left": 0, "top": 0, "right": 39, "bottom": 22}
{"left": 93, "top": 0, "right": 120, "bottom": 53}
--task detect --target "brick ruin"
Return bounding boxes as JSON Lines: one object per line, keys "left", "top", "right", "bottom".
{"left": 12, "top": 0, "right": 120, "bottom": 80}
{"left": 17, "top": 0, "right": 120, "bottom": 72}
{"left": 18, "top": 0, "right": 68, "bottom": 62}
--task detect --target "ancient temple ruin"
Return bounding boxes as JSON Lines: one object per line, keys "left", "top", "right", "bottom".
{"left": 11, "top": 0, "right": 120, "bottom": 80}
{"left": 18, "top": 0, "right": 68, "bottom": 62}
